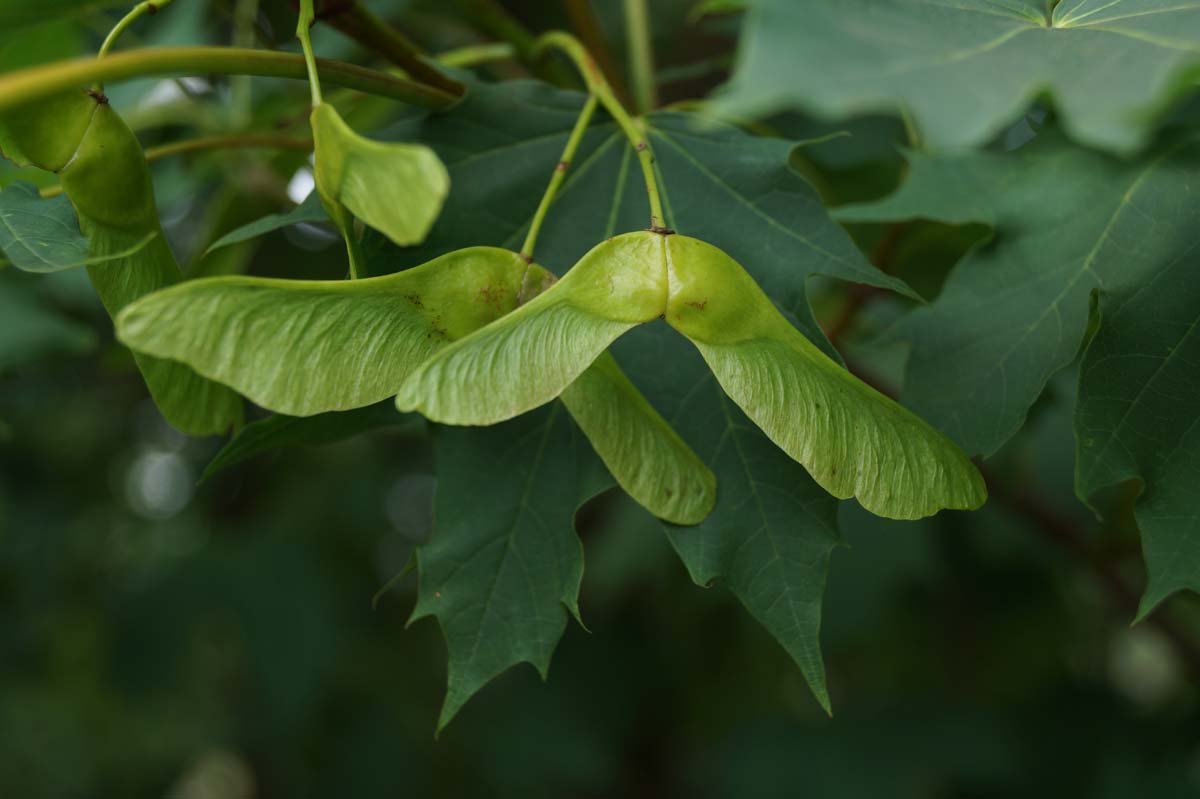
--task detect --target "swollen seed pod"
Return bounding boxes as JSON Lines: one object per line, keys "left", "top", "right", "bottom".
{"left": 0, "top": 91, "right": 242, "bottom": 435}
{"left": 398, "top": 230, "right": 986, "bottom": 520}
{"left": 117, "top": 245, "right": 715, "bottom": 525}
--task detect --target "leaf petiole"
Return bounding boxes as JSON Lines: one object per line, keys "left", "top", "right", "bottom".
{"left": 533, "top": 32, "right": 666, "bottom": 231}
{"left": 622, "top": 0, "right": 657, "bottom": 114}
{"left": 98, "top": 0, "right": 178, "bottom": 60}
{"left": 297, "top": 0, "right": 324, "bottom": 107}
{"left": 521, "top": 94, "right": 599, "bottom": 262}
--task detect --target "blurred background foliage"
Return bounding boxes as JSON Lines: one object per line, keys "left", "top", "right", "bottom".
{"left": 2, "top": 0, "right": 1200, "bottom": 796}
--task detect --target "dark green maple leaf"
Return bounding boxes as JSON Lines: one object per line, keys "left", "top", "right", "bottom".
{"left": 839, "top": 130, "right": 1200, "bottom": 457}
{"left": 381, "top": 79, "right": 890, "bottom": 718}
{"left": 613, "top": 326, "right": 841, "bottom": 712}
{"left": 1076, "top": 251, "right": 1200, "bottom": 617}
{"left": 717, "top": 0, "right": 1200, "bottom": 153}
{"left": 411, "top": 404, "right": 611, "bottom": 731}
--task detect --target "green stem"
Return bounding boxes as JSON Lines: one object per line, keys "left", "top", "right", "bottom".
{"left": 622, "top": 0, "right": 657, "bottom": 114}
{"left": 521, "top": 94, "right": 598, "bottom": 260}
{"left": 436, "top": 42, "right": 516, "bottom": 69}
{"left": 98, "top": 0, "right": 178, "bottom": 59}
{"left": 533, "top": 32, "right": 665, "bottom": 230}
{"left": 0, "top": 47, "right": 458, "bottom": 116}
{"left": 297, "top": 0, "right": 324, "bottom": 106}
{"left": 564, "top": 0, "right": 630, "bottom": 106}
{"left": 39, "top": 133, "right": 315, "bottom": 198}
{"left": 319, "top": 0, "right": 463, "bottom": 97}
{"left": 230, "top": 0, "right": 260, "bottom": 126}
{"left": 345, "top": 225, "right": 367, "bottom": 280}
{"left": 146, "top": 133, "right": 313, "bottom": 160}
{"left": 452, "top": 0, "right": 577, "bottom": 89}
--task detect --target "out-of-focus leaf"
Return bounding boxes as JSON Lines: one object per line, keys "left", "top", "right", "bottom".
{"left": 0, "top": 182, "right": 156, "bottom": 273}
{"left": 205, "top": 192, "right": 328, "bottom": 255}
{"left": 1076, "top": 253, "right": 1200, "bottom": 617}
{"left": 0, "top": 0, "right": 127, "bottom": 28}
{"left": 838, "top": 130, "right": 1200, "bottom": 457}
{"left": 0, "top": 281, "right": 94, "bottom": 372}
{"left": 201, "top": 402, "right": 419, "bottom": 483}
{"left": 717, "top": 0, "right": 1200, "bottom": 153}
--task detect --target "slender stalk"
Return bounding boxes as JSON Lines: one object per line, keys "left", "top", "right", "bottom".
{"left": 344, "top": 224, "right": 367, "bottom": 280}
{"left": 564, "top": 0, "right": 630, "bottom": 106}
{"left": 98, "top": 0, "right": 178, "bottom": 59}
{"left": 0, "top": 47, "right": 458, "bottom": 116}
{"left": 437, "top": 42, "right": 516, "bottom": 69}
{"left": 452, "top": 0, "right": 577, "bottom": 88}
{"left": 145, "top": 133, "right": 313, "bottom": 160}
{"left": 39, "top": 134, "right": 315, "bottom": 198}
{"left": 622, "top": 0, "right": 657, "bottom": 114}
{"left": 533, "top": 32, "right": 665, "bottom": 230}
{"left": 230, "top": 0, "right": 260, "bottom": 126}
{"left": 297, "top": 0, "right": 324, "bottom": 106}
{"left": 319, "top": 0, "right": 464, "bottom": 97}
{"left": 521, "top": 94, "right": 598, "bottom": 260}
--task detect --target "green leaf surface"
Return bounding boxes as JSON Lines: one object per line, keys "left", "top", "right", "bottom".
{"left": 204, "top": 191, "right": 328, "bottom": 255}
{"left": 200, "top": 402, "right": 419, "bottom": 483}
{"left": 117, "top": 248, "right": 537, "bottom": 417}
{"left": 412, "top": 404, "right": 612, "bottom": 731}
{"left": 312, "top": 103, "right": 449, "bottom": 248}
{"left": 666, "top": 235, "right": 986, "bottom": 520}
{"left": 1075, "top": 253, "right": 1200, "bottom": 617}
{"left": 838, "top": 130, "right": 1200, "bottom": 457}
{"left": 0, "top": 181, "right": 156, "bottom": 273}
{"left": 717, "top": 0, "right": 1200, "bottom": 153}
{"left": 613, "top": 325, "right": 841, "bottom": 712}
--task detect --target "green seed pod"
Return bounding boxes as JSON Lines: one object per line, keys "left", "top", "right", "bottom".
{"left": 0, "top": 90, "right": 96, "bottom": 171}
{"left": 60, "top": 102, "right": 158, "bottom": 231}
{"left": 663, "top": 235, "right": 986, "bottom": 520}
{"left": 399, "top": 230, "right": 985, "bottom": 520}
{"left": 117, "top": 245, "right": 714, "bottom": 524}
{"left": 0, "top": 91, "right": 242, "bottom": 435}
{"left": 117, "top": 248, "right": 551, "bottom": 417}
